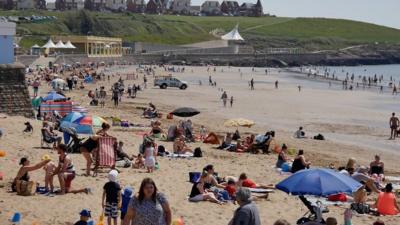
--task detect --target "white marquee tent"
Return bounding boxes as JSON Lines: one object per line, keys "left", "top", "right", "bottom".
{"left": 55, "top": 40, "right": 67, "bottom": 48}
{"left": 42, "top": 39, "right": 56, "bottom": 48}
{"left": 221, "top": 24, "right": 244, "bottom": 41}
{"left": 64, "top": 41, "right": 76, "bottom": 49}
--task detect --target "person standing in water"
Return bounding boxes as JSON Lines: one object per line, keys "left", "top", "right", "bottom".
{"left": 275, "top": 80, "right": 279, "bottom": 89}
{"left": 250, "top": 78, "right": 254, "bottom": 90}
{"left": 389, "top": 112, "right": 399, "bottom": 140}
{"left": 221, "top": 91, "right": 228, "bottom": 107}
{"left": 230, "top": 96, "right": 234, "bottom": 107}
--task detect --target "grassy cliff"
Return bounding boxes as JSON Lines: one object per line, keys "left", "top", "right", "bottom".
{"left": 2, "top": 10, "right": 400, "bottom": 51}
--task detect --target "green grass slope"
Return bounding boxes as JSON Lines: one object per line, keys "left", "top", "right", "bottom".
{"left": 2, "top": 10, "right": 400, "bottom": 50}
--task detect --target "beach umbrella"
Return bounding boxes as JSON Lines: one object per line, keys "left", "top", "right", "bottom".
{"left": 42, "top": 91, "right": 66, "bottom": 101}
{"left": 224, "top": 118, "right": 255, "bottom": 128}
{"left": 276, "top": 168, "right": 362, "bottom": 197}
{"left": 62, "top": 112, "right": 85, "bottom": 123}
{"left": 51, "top": 78, "right": 66, "bottom": 88}
{"left": 171, "top": 107, "right": 200, "bottom": 117}
{"left": 73, "top": 115, "right": 108, "bottom": 127}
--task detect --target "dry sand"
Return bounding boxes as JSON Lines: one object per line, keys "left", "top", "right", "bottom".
{"left": 0, "top": 65, "right": 399, "bottom": 225}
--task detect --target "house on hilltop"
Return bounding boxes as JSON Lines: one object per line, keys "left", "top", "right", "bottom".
{"left": 220, "top": 0, "right": 239, "bottom": 15}
{"left": 146, "top": 0, "right": 160, "bottom": 14}
{"left": 127, "top": 0, "right": 145, "bottom": 13}
{"left": 65, "top": 0, "right": 84, "bottom": 10}
{"left": 239, "top": 0, "right": 262, "bottom": 17}
{"left": 105, "top": 0, "right": 126, "bottom": 11}
{"left": 170, "top": 0, "right": 191, "bottom": 15}
{"left": 201, "top": 0, "right": 220, "bottom": 16}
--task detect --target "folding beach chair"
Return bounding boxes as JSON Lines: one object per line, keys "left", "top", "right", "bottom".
{"left": 93, "top": 136, "right": 117, "bottom": 177}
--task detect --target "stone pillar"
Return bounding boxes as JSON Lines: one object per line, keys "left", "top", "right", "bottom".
{"left": 0, "top": 63, "right": 34, "bottom": 117}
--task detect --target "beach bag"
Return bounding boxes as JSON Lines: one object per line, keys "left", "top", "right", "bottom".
{"left": 193, "top": 147, "right": 202, "bottom": 157}
{"left": 17, "top": 180, "right": 36, "bottom": 196}
{"left": 313, "top": 134, "right": 325, "bottom": 140}
{"left": 189, "top": 172, "right": 201, "bottom": 183}
{"left": 281, "top": 163, "right": 291, "bottom": 172}
{"left": 351, "top": 203, "right": 370, "bottom": 214}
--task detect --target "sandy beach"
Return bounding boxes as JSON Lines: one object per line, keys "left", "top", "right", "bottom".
{"left": 1, "top": 64, "right": 400, "bottom": 225}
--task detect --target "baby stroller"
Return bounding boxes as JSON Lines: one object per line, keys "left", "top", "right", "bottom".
{"left": 296, "top": 196, "right": 328, "bottom": 225}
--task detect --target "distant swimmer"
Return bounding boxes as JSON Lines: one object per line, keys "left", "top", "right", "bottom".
{"left": 389, "top": 112, "right": 399, "bottom": 140}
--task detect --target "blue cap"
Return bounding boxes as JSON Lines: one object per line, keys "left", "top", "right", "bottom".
{"left": 79, "top": 209, "right": 91, "bottom": 217}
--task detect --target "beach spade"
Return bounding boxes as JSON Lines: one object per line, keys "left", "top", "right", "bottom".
{"left": 0, "top": 150, "right": 6, "bottom": 157}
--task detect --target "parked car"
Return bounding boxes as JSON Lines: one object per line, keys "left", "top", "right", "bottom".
{"left": 154, "top": 76, "right": 188, "bottom": 89}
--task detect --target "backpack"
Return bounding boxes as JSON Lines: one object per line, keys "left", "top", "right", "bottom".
{"left": 193, "top": 147, "right": 202, "bottom": 157}
{"left": 351, "top": 203, "right": 370, "bottom": 214}
{"left": 189, "top": 172, "right": 201, "bottom": 183}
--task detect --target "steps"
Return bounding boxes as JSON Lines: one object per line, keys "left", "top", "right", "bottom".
{"left": 0, "top": 63, "right": 34, "bottom": 118}
{"left": 30, "top": 56, "right": 57, "bottom": 68}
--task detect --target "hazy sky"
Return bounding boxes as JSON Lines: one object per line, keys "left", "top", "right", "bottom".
{"left": 193, "top": 0, "right": 400, "bottom": 29}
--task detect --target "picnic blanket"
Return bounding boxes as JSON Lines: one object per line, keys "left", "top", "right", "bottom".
{"left": 40, "top": 101, "right": 72, "bottom": 116}
{"left": 167, "top": 153, "right": 193, "bottom": 158}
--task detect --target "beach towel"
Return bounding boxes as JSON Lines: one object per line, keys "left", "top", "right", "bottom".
{"left": 203, "top": 132, "right": 220, "bottom": 145}
{"left": 97, "top": 137, "right": 117, "bottom": 167}
{"left": 248, "top": 188, "right": 275, "bottom": 193}
{"left": 167, "top": 153, "right": 193, "bottom": 158}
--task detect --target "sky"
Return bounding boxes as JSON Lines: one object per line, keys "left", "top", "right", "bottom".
{"left": 193, "top": 0, "right": 400, "bottom": 29}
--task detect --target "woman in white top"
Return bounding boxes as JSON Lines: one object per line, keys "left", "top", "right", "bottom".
{"left": 144, "top": 142, "right": 156, "bottom": 173}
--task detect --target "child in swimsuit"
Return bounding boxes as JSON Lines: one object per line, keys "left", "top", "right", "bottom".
{"left": 43, "top": 159, "right": 56, "bottom": 193}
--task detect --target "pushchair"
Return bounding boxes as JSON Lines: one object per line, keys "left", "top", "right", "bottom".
{"left": 296, "top": 196, "right": 328, "bottom": 225}
{"left": 62, "top": 127, "right": 84, "bottom": 153}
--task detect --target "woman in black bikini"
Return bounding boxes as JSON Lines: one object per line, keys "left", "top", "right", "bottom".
{"left": 291, "top": 150, "right": 311, "bottom": 173}
{"left": 12, "top": 157, "right": 50, "bottom": 193}
{"left": 370, "top": 155, "right": 385, "bottom": 180}
{"left": 80, "top": 123, "right": 110, "bottom": 176}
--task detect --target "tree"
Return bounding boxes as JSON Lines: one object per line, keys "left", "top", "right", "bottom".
{"left": 80, "top": 10, "right": 94, "bottom": 35}
{"left": 36, "top": 0, "right": 47, "bottom": 9}
{"left": 84, "top": 0, "right": 94, "bottom": 10}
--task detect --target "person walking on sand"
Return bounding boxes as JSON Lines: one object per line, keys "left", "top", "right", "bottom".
{"left": 250, "top": 78, "right": 254, "bottom": 90}
{"left": 393, "top": 85, "right": 397, "bottom": 95}
{"left": 221, "top": 91, "right": 228, "bottom": 107}
{"left": 275, "top": 80, "right": 279, "bottom": 89}
{"left": 389, "top": 112, "right": 399, "bottom": 140}
{"left": 99, "top": 87, "right": 107, "bottom": 108}
{"left": 230, "top": 96, "right": 234, "bottom": 107}
{"left": 298, "top": 85, "right": 301, "bottom": 92}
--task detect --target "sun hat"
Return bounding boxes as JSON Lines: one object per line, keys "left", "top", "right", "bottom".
{"left": 108, "top": 170, "right": 118, "bottom": 182}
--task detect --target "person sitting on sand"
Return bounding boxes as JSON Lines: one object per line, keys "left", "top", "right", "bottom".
{"left": 189, "top": 171, "right": 223, "bottom": 204}
{"left": 217, "top": 133, "right": 232, "bottom": 150}
{"left": 23, "top": 121, "right": 33, "bottom": 133}
{"left": 115, "top": 141, "right": 133, "bottom": 161}
{"left": 12, "top": 157, "right": 50, "bottom": 194}
{"left": 291, "top": 150, "right": 311, "bottom": 173}
{"left": 351, "top": 166, "right": 381, "bottom": 193}
{"left": 150, "top": 120, "right": 163, "bottom": 137}
{"left": 199, "top": 125, "right": 207, "bottom": 141}
{"left": 53, "top": 144, "right": 90, "bottom": 195}
{"left": 276, "top": 144, "right": 289, "bottom": 168}
{"left": 375, "top": 183, "right": 399, "bottom": 215}
{"left": 173, "top": 136, "right": 192, "bottom": 154}
{"left": 237, "top": 173, "right": 274, "bottom": 190}
{"left": 80, "top": 122, "right": 111, "bottom": 176}
{"left": 369, "top": 155, "right": 385, "bottom": 181}
{"left": 203, "top": 164, "right": 225, "bottom": 189}
{"left": 225, "top": 179, "right": 237, "bottom": 200}
{"left": 295, "top": 126, "right": 306, "bottom": 138}
{"left": 132, "top": 154, "right": 145, "bottom": 169}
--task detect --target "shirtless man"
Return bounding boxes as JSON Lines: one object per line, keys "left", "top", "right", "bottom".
{"left": 389, "top": 112, "right": 399, "bottom": 139}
